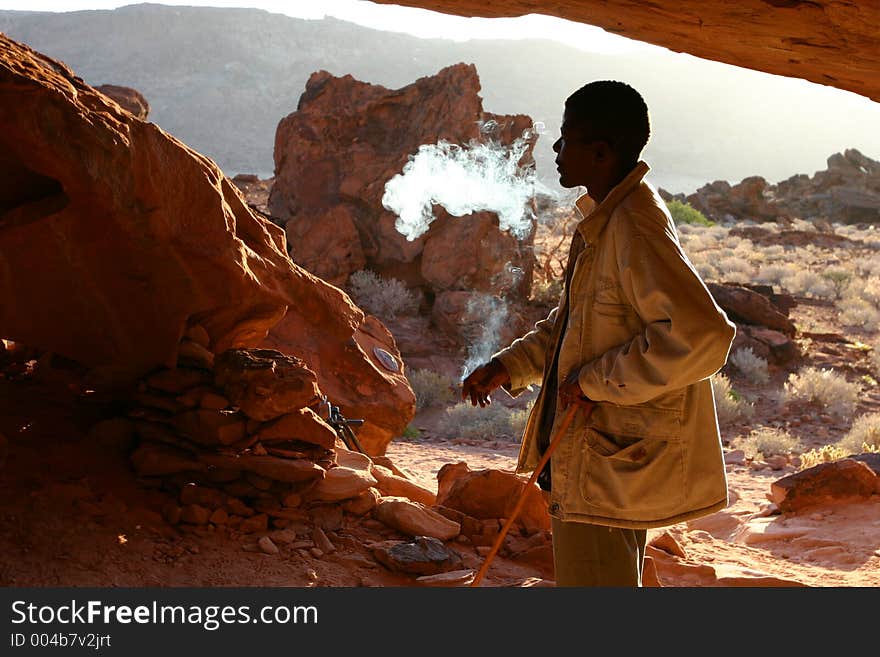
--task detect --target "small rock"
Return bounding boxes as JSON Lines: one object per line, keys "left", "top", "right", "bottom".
{"left": 309, "top": 547, "right": 324, "bottom": 558}
{"left": 180, "top": 504, "right": 211, "bottom": 525}
{"left": 312, "top": 527, "right": 336, "bottom": 554}
{"left": 282, "top": 492, "right": 302, "bottom": 508}
{"left": 342, "top": 487, "right": 380, "bottom": 516}
{"left": 416, "top": 569, "right": 475, "bottom": 587}
{"left": 764, "top": 454, "right": 789, "bottom": 470}
{"left": 184, "top": 324, "right": 211, "bottom": 348}
{"left": 371, "top": 464, "right": 436, "bottom": 506}
{"left": 239, "top": 513, "right": 269, "bottom": 534}
{"left": 373, "top": 536, "right": 463, "bottom": 575}
{"left": 268, "top": 529, "right": 298, "bottom": 544}
{"left": 723, "top": 449, "right": 746, "bottom": 465}
{"left": 309, "top": 504, "right": 344, "bottom": 531}
{"left": 307, "top": 466, "right": 377, "bottom": 502}
{"left": 648, "top": 531, "right": 688, "bottom": 559}
{"left": 209, "top": 508, "right": 229, "bottom": 525}
{"left": 372, "top": 497, "right": 460, "bottom": 540}
{"left": 258, "top": 536, "right": 279, "bottom": 555}
{"left": 162, "top": 502, "right": 182, "bottom": 525}
{"left": 224, "top": 497, "right": 254, "bottom": 518}
{"left": 178, "top": 339, "right": 214, "bottom": 369}
{"left": 180, "top": 483, "right": 228, "bottom": 509}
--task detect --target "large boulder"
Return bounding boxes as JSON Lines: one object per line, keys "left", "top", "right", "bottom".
{"left": 94, "top": 84, "right": 150, "bottom": 120}
{"left": 0, "top": 35, "right": 414, "bottom": 454}
{"left": 268, "top": 63, "right": 537, "bottom": 299}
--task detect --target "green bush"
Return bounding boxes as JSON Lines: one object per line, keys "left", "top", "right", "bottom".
{"left": 666, "top": 199, "right": 714, "bottom": 227}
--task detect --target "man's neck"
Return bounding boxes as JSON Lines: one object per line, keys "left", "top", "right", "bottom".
{"left": 587, "top": 163, "right": 637, "bottom": 203}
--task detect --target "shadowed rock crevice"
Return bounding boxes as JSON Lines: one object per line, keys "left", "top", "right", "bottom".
{"left": 0, "top": 154, "right": 69, "bottom": 228}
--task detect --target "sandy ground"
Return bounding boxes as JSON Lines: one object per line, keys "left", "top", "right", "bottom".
{"left": 1, "top": 280, "right": 878, "bottom": 588}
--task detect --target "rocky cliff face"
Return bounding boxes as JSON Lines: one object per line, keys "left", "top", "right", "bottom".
{"left": 268, "top": 63, "right": 537, "bottom": 303}
{"left": 0, "top": 34, "right": 414, "bottom": 455}
{"left": 668, "top": 149, "right": 880, "bottom": 225}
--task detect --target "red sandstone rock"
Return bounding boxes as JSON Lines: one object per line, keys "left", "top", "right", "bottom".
{"left": 769, "top": 458, "right": 878, "bottom": 513}
{"left": 94, "top": 84, "right": 150, "bottom": 119}
{"left": 436, "top": 462, "right": 550, "bottom": 534}
{"left": 707, "top": 283, "right": 796, "bottom": 337}
{"left": 370, "top": 464, "right": 437, "bottom": 506}
{"left": 267, "top": 64, "right": 536, "bottom": 298}
{"left": 0, "top": 35, "right": 413, "bottom": 453}
{"left": 254, "top": 407, "right": 337, "bottom": 448}
{"left": 214, "top": 349, "right": 322, "bottom": 421}
{"left": 372, "top": 497, "right": 460, "bottom": 540}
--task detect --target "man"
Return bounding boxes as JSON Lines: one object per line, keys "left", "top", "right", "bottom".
{"left": 461, "top": 81, "right": 736, "bottom": 587}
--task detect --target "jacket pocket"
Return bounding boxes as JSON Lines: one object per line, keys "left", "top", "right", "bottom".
{"left": 590, "top": 301, "right": 630, "bottom": 326}
{"left": 579, "top": 427, "right": 686, "bottom": 518}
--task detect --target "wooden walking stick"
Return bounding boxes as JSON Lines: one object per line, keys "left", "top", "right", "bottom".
{"left": 470, "top": 397, "right": 594, "bottom": 587}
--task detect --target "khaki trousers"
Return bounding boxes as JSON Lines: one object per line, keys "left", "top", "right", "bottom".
{"left": 551, "top": 517, "right": 647, "bottom": 587}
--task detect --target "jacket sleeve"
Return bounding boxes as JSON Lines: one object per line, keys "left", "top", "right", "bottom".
{"left": 491, "top": 306, "right": 558, "bottom": 397}
{"left": 577, "top": 213, "right": 736, "bottom": 405}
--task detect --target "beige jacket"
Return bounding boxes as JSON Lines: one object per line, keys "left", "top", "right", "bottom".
{"left": 493, "top": 162, "right": 736, "bottom": 529}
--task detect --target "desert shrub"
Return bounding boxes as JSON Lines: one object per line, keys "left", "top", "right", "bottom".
{"left": 755, "top": 263, "right": 790, "bottom": 287}
{"left": 821, "top": 267, "right": 853, "bottom": 299}
{"left": 408, "top": 368, "right": 459, "bottom": 411}
{"left": 838, "top": 297, "right": 880, "bottom": 332}
{"left": 783, "top": 366, "right": 860, "bottom": 419}
{"left": 870, "top": 347, "right": 880, "bottom": 377}
{"left": 437, "top": 401, "right": 530, "bottom": 442}
{"left": 727, "top": 347, "right": 770, "bottom": 384}
{"left": 838, "top": 412, "right": 880, "bottom": 454}
{"left": 760, "top": 245, "right": 786, "bottom": 261}
{"left": 530, "top": 277, "right": 563, "bottom": 306}
{"left": 855, "top": 255, "right": 880, "bottom": 278}
{"left": 666, "top": 199, "right": 714, "bottom": 226}
{"left": 712, "top": 373, "right": 754, "bottom": 425}
{"left": 731, "top": 426, "right": 800, "bottom": 459}
{"left": 347, "top": 269, "right": 420, "bottom": 320}
{"left": 717, "top": 256, "right": 754, "bottom": 283}
{"left": 798, "top": 444, "right": 850, "bottom": 470}
{"left": 781, "top": 269, "right": 835, "bottom": 299}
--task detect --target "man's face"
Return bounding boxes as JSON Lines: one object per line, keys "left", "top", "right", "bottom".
{"left": 552, "top": 112, "right": 601, "bottom": 190}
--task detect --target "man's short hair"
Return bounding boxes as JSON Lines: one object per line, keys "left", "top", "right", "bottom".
{"left": 565, "top": 81, "right": 650, "bottom": 166}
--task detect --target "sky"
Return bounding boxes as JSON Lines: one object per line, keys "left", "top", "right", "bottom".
{"left": 0, "top": 0, "right": 660, "bottom": 54}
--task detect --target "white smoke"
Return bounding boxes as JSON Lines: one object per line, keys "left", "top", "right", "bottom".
{"left": 460, "top": 292, "right": 509, "bottom": 381}
{"left": 382, "top": 123, "right": 548, "bottom": 241}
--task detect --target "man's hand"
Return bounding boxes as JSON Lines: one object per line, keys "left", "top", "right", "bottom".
{"left": 461, "top": 359, "right": 511, "bottom": 407}
{"left": 559, "top": 368, "right": 592, "bottom": 410}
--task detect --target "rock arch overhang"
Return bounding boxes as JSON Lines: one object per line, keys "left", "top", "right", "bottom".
{"left": 374, "top": 0, "right": 880, "bottom": 104}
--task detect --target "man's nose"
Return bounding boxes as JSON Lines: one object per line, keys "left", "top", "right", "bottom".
{"left": 552, "top": 138, "right": 561, "bottom": 153}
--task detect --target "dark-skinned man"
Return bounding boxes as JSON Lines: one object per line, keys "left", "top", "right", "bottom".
{"left": 461, "top": 80, "right": 736, "bottom": 586}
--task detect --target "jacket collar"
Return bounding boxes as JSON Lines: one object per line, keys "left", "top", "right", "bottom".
{"left": 574, "top": 161, "right": 650, "bottom": 244}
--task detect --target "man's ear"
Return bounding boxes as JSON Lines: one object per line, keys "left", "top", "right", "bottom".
{"left": 592, "top": 140, "right": 613, "bottom": 163}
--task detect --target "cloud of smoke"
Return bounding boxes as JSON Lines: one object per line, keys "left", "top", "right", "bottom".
{"left": 382, "top": 123, "right": 548, "bottom": 241}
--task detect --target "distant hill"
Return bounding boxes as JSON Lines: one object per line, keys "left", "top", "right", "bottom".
{"left": 3, "top": 3, "right": 879, "bottom": 195}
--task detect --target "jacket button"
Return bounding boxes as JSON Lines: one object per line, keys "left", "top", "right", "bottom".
{"left": 549, "top": 503, "right": 560, "bottom": 514}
